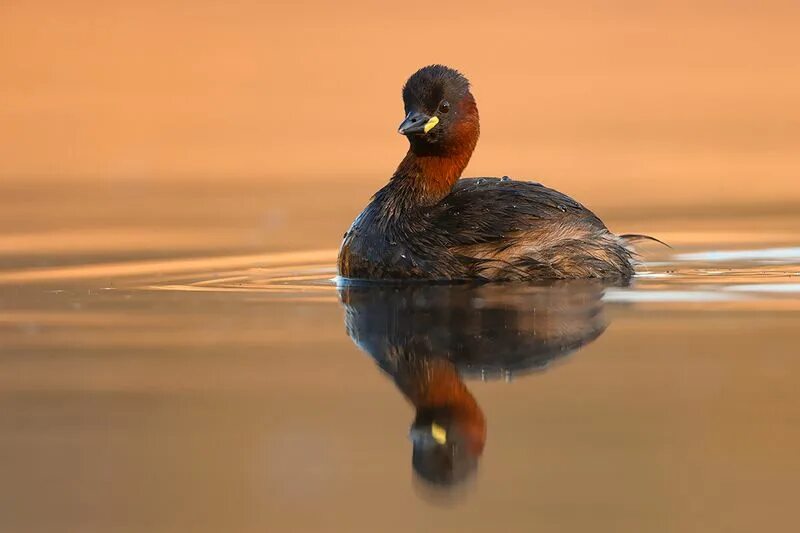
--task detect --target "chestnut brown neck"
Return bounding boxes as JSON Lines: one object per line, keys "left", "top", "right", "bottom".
{"left": 392, "top": 148, "right": 473, "bottom": 205}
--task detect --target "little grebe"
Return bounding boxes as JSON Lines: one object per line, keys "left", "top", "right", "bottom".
{"left": 339, "top": 65, "right": 647, "bottom": 281}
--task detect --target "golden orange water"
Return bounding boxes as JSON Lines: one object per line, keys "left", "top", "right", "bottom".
{"left": 2, "top": 177, "right": 800, "bottom": 532}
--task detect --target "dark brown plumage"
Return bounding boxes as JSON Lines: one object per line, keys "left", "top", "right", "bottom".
{"left": 338, "top": 65, "right": 639, "bottom": 281}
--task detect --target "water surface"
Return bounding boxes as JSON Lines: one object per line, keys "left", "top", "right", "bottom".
{"left": 1, "top": 181, "right": 799, "bottom": 532}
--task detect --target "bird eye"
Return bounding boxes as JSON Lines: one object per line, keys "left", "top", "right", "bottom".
{"left": 438, "top": 100, "right": 450, "bottom": 114}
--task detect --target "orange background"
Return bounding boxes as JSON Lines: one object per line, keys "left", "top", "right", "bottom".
{"left": 2, "top": 1, "right": 799, "bottom": 208}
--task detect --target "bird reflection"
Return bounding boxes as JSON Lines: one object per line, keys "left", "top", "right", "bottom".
{"left": 338, "top": 280, "right": 609, "bottom": 488}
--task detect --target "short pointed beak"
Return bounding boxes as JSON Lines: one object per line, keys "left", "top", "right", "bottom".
{"left": 398, "top": 111, "right": 432, "bottom": 135}
{"left": 409, "top": 426, "right": 436, "bottom": 446}
{"left": 409, "top": 423, "right": 446, "bottom": 446}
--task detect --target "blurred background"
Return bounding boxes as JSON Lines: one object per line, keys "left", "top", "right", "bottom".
{"left": 2, "top": 0, "right": 799, "bottom": 208}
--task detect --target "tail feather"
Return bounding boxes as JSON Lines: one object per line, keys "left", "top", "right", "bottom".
{"left": 619, "top": 233, "right": 672, "bottom": 249}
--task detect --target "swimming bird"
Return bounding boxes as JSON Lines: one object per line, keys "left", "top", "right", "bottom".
{"left": 338, "top": 65, "right": 652, "bottom": 281}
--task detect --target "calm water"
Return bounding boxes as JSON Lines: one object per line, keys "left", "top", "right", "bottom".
{"left": 2, "top": 181, "right": 800, "bottom": 532}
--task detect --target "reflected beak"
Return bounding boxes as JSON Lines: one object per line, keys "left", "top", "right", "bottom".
{"left": 398, "top": 111, "right": 439, "bottom": 135}
{"left": 409, "top": 423, "right": 447, "bottom": 446}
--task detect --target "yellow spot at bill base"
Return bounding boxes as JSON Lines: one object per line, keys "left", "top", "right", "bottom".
{"left": 423, "top": 116, "right": 440, "bottom": 133}
{"left": 431, "top": 422, "right": 447, "bottom": 444}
